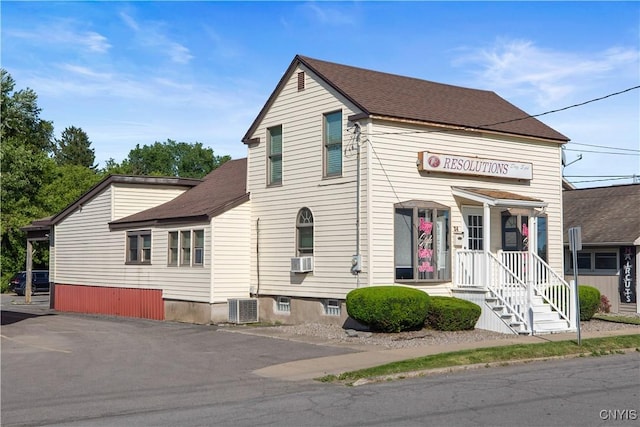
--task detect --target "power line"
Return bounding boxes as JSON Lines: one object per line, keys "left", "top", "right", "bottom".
{"left": 564, "top": 175, "right": 636, "bottom": 178}
{"left": 569, "top": 176, "right": 636, "bottom": 184}
{"left": 568, "top": 142, "right": 640, "bottom": 153}
{"left": 368, "top": 85, "right": 640, "bottom": 137}
{"left": 563, "top": 148, "right": 640, "bottom": 156}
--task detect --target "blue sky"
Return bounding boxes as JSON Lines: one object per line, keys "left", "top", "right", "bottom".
{"left": 2, "top": 1, "right": 639, "bottom": 188}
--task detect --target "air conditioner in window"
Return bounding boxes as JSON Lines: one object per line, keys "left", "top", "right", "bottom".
{"left": 228, "top": 298, "right": 259, "bottom": 324}
{"left": 291, "top": 256, "right": 314, "bottom": 273}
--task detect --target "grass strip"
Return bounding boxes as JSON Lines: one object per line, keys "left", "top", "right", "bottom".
{"left": 317, "top": 334, "right": 640, "bottom": 384}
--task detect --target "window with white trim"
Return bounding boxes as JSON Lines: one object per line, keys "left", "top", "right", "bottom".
{"left": 127, "top": 230, "right": 151, "bottom": 264}
{"left": 323, "top": 111, "right": 342, "bottom": 177}
{"left": 268, "top": 125, "right": 282, "bottom": 186}
{"left": 168, "top": 229, "right": 205, "bottom": 267}
{"left": 394, "top": 201, "right": 450, "bottom": 282}
{"left": 296, "top": 207, "right": 314, "bottom": 256}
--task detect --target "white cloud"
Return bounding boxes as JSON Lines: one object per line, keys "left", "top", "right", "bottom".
{"left": 455, "top": 38, "right": 639, "bottom": 107}
{"left": 118, "top": 10, "right": 193, "bottom": 65}
{"left": 6, "top": 25, "right": 111, "bottom": 54}
{"left": 299, "top": 1, "right": 358, "bottom": 26}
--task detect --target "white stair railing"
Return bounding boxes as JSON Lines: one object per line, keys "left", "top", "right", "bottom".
{"left": 455, "top": 250, "right": 485, "bottom": 287}
{"left": 531, "top": 253, "right": 573, "bottom": 328}
{"left": 487, "top": 252, "right": 528, "bottom": 328}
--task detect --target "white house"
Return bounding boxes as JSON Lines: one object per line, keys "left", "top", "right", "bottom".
{"left": 241, "top": 55, "right": 575, "bottom": 334}
{"left": 30, "top": 55, "right": 578, "bottom": 334}
{"left": 38, "top": 159, "right": 250, "bottom": 324}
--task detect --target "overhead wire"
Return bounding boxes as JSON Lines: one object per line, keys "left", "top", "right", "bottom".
{"left": 368, "top": 85, "right": 640, "bottom": 137}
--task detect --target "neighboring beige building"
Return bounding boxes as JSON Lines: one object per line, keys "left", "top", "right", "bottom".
{"left": 563, "top": 183, "right": 640, "bottom": 314}
{"left": 242, "top": 55, "right": 574, "bottom": 334}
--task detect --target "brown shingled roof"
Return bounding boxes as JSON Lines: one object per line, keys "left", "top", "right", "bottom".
{"left": 243, "top": 55, "right": 569, "bottom": 143}
{"left": 563, "top": 184, "right": 640, "bottom": 245}
{"left": 110, "top": 158, "right": 248, "bottom": 229}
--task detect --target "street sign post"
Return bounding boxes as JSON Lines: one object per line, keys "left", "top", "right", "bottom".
{"left": 568, "top": 226, "right": 582, "bottom": 345}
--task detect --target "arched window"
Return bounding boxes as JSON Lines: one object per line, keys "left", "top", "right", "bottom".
{"left": 297, "top": 208, "right": 314, "bottom": 255}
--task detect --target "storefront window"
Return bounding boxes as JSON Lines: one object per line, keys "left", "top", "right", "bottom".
{"left": 394, "top": 201, "right": 450, "bottom": 282}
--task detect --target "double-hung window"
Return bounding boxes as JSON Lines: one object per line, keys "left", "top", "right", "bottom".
{"left": 168, "top": 229, "right": 205, "bottom": 267}
{"left": 127, "top": 230, "right": 151, "bottom": 264}
{"left": 268, "top": 125, "right": 282, "bottom": 185}
{"left": 394, "top": 201, "right": 450, "bottom": 282}
{"left": 181, "top": 231, "right": 191, "bottom": 265}
{"left": 296, "top": 208, "right": 314, "bottom": 255}
{"left": 323, "top": 111, "right": 342, "bottom": 177}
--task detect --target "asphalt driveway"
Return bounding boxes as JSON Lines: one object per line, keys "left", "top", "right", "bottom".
{"left": 0, "top": 294, "right": 355, "bottom": 426}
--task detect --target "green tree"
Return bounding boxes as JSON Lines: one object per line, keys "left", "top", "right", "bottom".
{"left": 37, "top": 164, "right": 103, "bottom": 215}
{"left": 110, "top": 139, "right": 230, "bottom": 178}
{"left": 1, "top": 69, "right": 54, "bottom": 153}
{"left": 54, "top": 126, "right": 97, "bottom": 169}
{"left": 1, "top": 69, "right": 56, "bottom": 280}
{"left": 0, "top": 70, "right": 101, "bottom": 288}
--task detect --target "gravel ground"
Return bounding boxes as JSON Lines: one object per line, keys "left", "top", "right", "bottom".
{"left": 257, "top": 315, "right": 640, "bottom": 350}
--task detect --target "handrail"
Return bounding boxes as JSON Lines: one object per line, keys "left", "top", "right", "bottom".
{"left": 487, "top": 252, "right": 528, "bottom": 326}
{"left": 531, "top": 253, "right": 572, "bottom": 324}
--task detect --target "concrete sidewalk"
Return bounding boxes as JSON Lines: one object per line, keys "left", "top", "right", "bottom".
{"left": 251, "top": 328, "right": 640, "bottom": 381}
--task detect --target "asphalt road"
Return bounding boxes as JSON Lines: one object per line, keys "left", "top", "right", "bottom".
{"left": 2, "top": 294, "right": 639, "bottom": 427}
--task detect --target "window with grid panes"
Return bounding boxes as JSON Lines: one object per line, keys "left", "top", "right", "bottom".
{"left": 268, "top": 125, "right": 282, "bottom": 185}
{"left": 126, "top": 230, "right": 151, "bottom": 265}
{"left": 323, "top": 111, "right": 342, "bottom": 177}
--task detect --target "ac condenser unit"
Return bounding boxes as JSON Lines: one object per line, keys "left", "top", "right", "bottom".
{"left": 228, "top": 298, "right": 258, "bottom": 324}
{"left": 291, "top": 256, "right": 313, "bottom": 273}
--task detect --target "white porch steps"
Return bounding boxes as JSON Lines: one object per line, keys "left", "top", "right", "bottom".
{"left": 485, "top": 295, "right": 570, "bottom": 335}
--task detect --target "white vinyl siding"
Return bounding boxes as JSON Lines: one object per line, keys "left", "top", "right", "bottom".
{"left": 209, "top": 201, "right": 251, "bottom": 302}
{"left": 247, "top": 63, "right": 368, "bottom": 299}
{"left": 246, "top": 63, "right": 565, "bottom": 300}
{"left": 52, "top": 182, "right": 213, "bottom": 302}
{"left": 112, "top": 184, "right": 189, "bottom": 220}
{"left": 367, "top": 122, "right": 564, "bottom": 293}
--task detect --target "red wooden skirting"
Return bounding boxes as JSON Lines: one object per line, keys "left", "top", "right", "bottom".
{"left": 54, "top": 284, "right": 164, "bottom": 320}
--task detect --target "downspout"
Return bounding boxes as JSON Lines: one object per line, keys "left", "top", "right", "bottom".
{"left": 255, "top": 218, "right": 260, "bottom": 297}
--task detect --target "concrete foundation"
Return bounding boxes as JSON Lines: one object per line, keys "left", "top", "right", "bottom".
{"left": 257, "top": 296, "right": 349, "bottom": 326}
{"left": 164, "top": 300, "right": 212, "bottom": 325}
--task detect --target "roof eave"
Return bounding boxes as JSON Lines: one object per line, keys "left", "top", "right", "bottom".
{"left": 353, "top": 114, "right": 569, "bottom": 144}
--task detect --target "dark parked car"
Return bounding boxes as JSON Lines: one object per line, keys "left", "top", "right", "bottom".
{"left": 10, "top": 270, "right": 50, "bottom": 296}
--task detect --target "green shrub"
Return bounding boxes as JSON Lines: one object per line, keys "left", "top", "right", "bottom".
{"left": 579, "top": 285, "right": 600, "bottom": 321}
{"left": 425, "top": 296, "right": 481, "bottom": 331}
{"left": 346, "top": 286, "right": 429, "bottom": 333}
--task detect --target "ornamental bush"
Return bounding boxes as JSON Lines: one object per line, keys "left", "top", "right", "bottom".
{"left": 579, "top": 285, "right": 601, "bottom": 321}
{"left": 424, "top": 296, "right": 481, "bottom": 331}
{"left": 345, "top": 286, "right": 429, "bottom": 333}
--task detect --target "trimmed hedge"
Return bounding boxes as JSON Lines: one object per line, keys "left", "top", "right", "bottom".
{"left": 579, "top": 285, "right": 600, "bottom": 321}
{"left": 346, "top": 286, "right": 429, "bottom": 333}
{"left": 425, "top": 296, "right": 481, "bottom": 331}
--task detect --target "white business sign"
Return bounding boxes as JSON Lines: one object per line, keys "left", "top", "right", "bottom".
{"left": 418, "top": 152, "right": 533, "bottom": 180}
